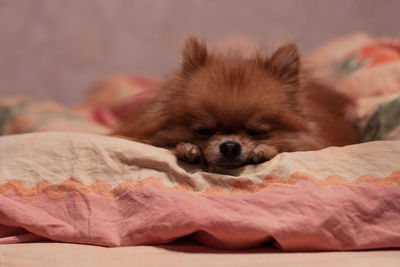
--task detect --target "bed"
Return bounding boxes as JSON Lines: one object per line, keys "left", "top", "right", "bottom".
{"left": 0, "top": 34, "right": 400, "bottom": 266}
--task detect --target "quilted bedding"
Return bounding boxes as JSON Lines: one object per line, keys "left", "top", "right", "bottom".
{"left": 0, "top": 34, "right": 400, "bottom": 251}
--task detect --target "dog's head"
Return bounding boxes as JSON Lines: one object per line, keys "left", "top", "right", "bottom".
{"left": 118, "top": 37, "right": 312, "bottom": 168}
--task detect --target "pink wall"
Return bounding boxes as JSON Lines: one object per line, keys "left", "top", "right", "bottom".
{"left": 1, "top": 0, "right": 399, "bottom": 105}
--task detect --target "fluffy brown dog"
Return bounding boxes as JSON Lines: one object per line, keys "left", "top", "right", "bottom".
{"left": 114, "top": 37, "right": 358, "bottom": 168}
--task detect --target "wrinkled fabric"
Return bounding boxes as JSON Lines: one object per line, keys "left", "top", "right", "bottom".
{"left": 0, "top": 132, "right": 399, "bottom": 250}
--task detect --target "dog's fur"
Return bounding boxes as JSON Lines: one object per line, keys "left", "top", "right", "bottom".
{"left": 114, "top": 37, "right": 358, "bottom": 168}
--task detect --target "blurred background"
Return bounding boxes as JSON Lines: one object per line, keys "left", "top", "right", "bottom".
{"left": 1, "top": 0, "right": 399, "bottom": 105}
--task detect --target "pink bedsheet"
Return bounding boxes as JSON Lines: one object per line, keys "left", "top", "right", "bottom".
{"left": 0, "top": 132, "right": 399, "bottom": 251}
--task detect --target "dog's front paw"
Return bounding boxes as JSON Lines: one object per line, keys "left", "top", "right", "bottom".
{"left": 175, "top": 143, "right": 203, "bottom": 164}
{"left": 249, "top": 144, "right": 278, "bottom": 164}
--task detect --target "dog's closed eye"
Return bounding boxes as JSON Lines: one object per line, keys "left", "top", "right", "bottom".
{"left": 195, "top": 128, "right": 215, "bottom": 138}
{"left": 246, "top": 129, "right": 269, "bottom": 138}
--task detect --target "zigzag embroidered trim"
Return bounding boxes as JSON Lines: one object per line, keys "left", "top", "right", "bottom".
{"left": 1, "top": 170, "right": 399, "bottom": 200}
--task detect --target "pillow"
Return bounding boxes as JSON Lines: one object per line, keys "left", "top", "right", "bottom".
{"left": 0, "top": 132, "right": 399, "bottom": 251}
{"left": 306, "top": 33, "right": 400, "bottom": 99}
{"left": 0, "top": 98, "right": 107, "bottom": 135}
{"left": 306, "top": 34, "right": 400, "bottom": 141}
{"left": 361, "top": 96, "right": 400, "bottom": 141}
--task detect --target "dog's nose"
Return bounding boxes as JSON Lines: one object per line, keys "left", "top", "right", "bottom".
{"left": 219, "top": 141, "right": 241, "bottom": 159}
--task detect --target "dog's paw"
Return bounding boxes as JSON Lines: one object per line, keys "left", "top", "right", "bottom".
{"left": 175, "top": 143, "right": 203, "bottom": 164}
{"left": 249, "top": 144, "right": 278, "bottom": 163}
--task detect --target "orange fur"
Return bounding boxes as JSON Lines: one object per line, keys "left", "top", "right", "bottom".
{"left": 114, "top": 36, "right": 359, "bottom": 168}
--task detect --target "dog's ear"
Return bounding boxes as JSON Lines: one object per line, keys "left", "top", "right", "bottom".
{"left": 265, "top": 43, "right": 300, "bottom": 85}
{"left": 181, "top": 36, "right": 208, "bottom": 75}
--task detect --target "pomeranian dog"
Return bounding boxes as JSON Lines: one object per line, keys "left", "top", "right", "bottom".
{"left": 114, "top": 37, "right": 358, "bottom": 169}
